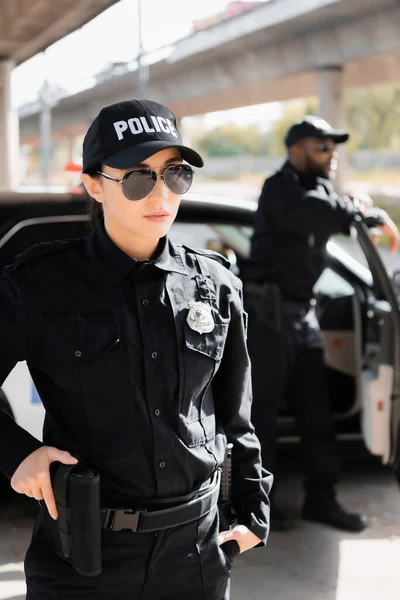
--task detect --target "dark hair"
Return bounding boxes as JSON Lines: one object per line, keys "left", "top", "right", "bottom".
{"left": 84, "top": 165, "right": 103, "bottom": 230}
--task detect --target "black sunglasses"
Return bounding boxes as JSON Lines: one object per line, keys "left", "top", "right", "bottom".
{"left": 313, "top": 141, "right": 336, "bottom": 153}
{"left": 97, "top": 164, "right": 194, "bottom": 201}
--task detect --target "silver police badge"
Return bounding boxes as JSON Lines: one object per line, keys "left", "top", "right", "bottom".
{"left": 186, "top": 302, "right": 215, "bottom": 334}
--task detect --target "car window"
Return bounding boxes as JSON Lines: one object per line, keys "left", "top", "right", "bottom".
{"left": 170, "top": 223, "right": 252, "bottom": 258}
{"left": 331, "top": 234, "right": 370, "bottom": 270}
{"left": 327, "top": 236, "right": 373, "bottom": 286}
{"left": 314, "top": 267, "right": 355, "bottom": 297}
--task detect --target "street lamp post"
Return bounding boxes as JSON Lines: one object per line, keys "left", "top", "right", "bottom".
{"left": 39, "top": 53, "right": 62, "bottom": 190}
{"left": 39, "top": 79, "right": 52, "bottom": 188}
{"left": 136, "top": 0, "right": 148, "bottom": 98}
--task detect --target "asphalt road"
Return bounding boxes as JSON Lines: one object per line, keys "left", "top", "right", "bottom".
{"left": 1, "top": 453, "right": 399, "bottom": 600}
{"left": 231, "top": 454, "right": 400, "bottom": 600}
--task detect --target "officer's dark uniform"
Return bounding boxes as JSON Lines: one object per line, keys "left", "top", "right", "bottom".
{"left": 244, "top": 160, "right": 383, "bottom": 522}
{"left": 0, "top": 221, "right": 271, "bottom": 600}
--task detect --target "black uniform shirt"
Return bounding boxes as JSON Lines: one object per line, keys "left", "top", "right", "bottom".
{"left": 245, "top": 161, "right": 384, "bottom": 302}
{"left": 0, "top": 221, "right": 271, "bottom": 543}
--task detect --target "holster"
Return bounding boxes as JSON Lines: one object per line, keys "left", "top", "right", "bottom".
{"left": 218, "top": 499, "right": 234, "bottom": 531}
{"left": 218, "top": 443, "right": 234, "bottom": 530}
{"left": 40, "top": 462, "right": 102, "bottom": 577}
{"left": 245, "top": 282, "right": 282, "bottom": 331}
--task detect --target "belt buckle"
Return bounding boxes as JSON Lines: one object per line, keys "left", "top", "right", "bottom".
{"left": 103, "top": 509, "right": 141, "bottom": 532}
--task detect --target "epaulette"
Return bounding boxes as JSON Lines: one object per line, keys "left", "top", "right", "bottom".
{"left": 182, "top": 245, "right": 231, "bottom": 270}
{"left": 12, "top": 239, "right": 71, "bottom": 271}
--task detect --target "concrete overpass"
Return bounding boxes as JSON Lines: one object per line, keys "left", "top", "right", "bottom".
{"left": 0, "top": 0, "right": 119, "bottom": 190}
{"left": 19, "top": 0, "right": 400, "bottom": 145}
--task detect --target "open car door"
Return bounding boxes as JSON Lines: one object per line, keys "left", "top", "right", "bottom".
{"left": 316, "top": 215, "right": 400, "bottom": 473}
{"left": 353, "top": 217, "right": 400, "bottom": 474}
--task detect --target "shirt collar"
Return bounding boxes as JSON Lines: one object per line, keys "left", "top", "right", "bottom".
{"left": 156, "top": 238, "right": 188, "bottom": 276}
{"left": 88, "top": 219, "right": 187, "bottom": 280}
{"left": 283, "top": 160, "right": 330, "bottom": 189}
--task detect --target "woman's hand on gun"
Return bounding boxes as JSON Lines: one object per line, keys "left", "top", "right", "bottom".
{"left": 10, "top": 447, "right": 78, "bottom": 519}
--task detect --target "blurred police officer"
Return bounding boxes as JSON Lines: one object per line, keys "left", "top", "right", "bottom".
{"left": 244, "top": 116, "right": 399, "bottom": 532}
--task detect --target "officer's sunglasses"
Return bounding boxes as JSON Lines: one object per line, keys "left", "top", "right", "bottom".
{"left": 97, "top": 164, "right": 194, "bottom": 201}
{"left": 312, "top": 141, "right": 336, "bottom": 153}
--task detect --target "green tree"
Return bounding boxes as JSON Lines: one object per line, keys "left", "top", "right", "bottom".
{"left": 345, "top": 87, "right": 400, "bottom": 151}
{"left": 197, "top": 123, "right": 271, "bottom": 157}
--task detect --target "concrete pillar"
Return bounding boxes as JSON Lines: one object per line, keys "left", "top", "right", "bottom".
{"left": 316, "top": 66, "right": 346, "bottom": 193}
{"left": 0, "top": 59, "right": 20, "bottom": 191}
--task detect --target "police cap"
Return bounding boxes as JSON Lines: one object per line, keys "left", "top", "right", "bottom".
{"left": 285, "top": 115, "right": 350, "bottom": 148}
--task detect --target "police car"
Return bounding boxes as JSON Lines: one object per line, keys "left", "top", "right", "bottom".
{"left": 0, "top": 190, "right": 399, "bottom": 498}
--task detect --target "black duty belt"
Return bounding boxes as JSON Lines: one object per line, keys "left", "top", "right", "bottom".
{"left": 101, "top": 469, "right": 221, "bottom": 533}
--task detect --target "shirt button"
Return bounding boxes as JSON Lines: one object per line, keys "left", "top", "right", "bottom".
{"left": 142, "top": 299, "right": 149, "bottom": 306}
{"left": 154, "top": 409, "right": 160, "bottom": 417}
{"left": 74, "top": 350, "right": 82, "bottom": 358}
{"left": 159, "top": 461, "right": 166, "bottom": 469}
{"left": 151, "top": 352, "right": 158, "bottom": 359}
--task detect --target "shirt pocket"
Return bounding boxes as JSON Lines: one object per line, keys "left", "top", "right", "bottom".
{"left": 179, "top": 322, "right": 229, "bottom": 447}
{"left": 184, "top": 323, "right": 227, "bottom": 362}
{"left": 36, "top": 318, "right": 121, "bottom": 366}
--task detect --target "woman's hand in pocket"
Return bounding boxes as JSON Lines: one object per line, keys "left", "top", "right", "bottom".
{"left": 218, "top": 525, "right": 261, "bottom": 554}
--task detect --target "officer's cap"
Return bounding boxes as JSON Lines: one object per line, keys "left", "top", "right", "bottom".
{"left": 285, "top": 115, "right": 350, "bottom": 148}
{"left": 82, "top": 99, "right": 204, "bottom": 173}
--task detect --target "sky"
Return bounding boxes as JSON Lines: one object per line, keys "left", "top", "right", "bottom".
{"left": 11, "top": 0, "right": 280, "bottom": 128}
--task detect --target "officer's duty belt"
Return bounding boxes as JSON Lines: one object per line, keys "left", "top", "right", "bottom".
{"left": 101, "top": 469, "right": 221, "bottom": 532}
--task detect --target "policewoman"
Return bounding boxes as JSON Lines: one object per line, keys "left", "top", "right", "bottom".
{"left": 0, "top": 99, "right": 272, "bottom": 600}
